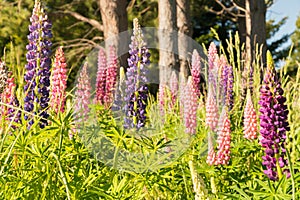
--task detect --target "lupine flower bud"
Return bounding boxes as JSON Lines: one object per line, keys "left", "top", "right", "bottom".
{"left": 124, "top": 18, "right": 150, "bottom": 129}
{"left": 259, "top": 51, "right": 290, "bottom": 181}
{"left": 191, "top": 49, "right": 201, "bottom": 97}
{"left": 74, "top": 62, "right": 91, "bottom": 123}
{"left": 0, "top": 60, "right": 8, "bottom": 96}
{"left": 50, "top": 46, "right": 67, "bottom": 113}
{"left": 104, "top": 45, "right": 118, "bottom": 107}
{"left": 205, "top": 85, "right": 219, "bottom": 131}
{"left": 215, "top": 108, "right": 231, "bottom": 165}
{"left": 170, "top": 71, "right": 178, "bottom": 106}
{"left": 24, "top": 0, "right": 52, "bottom": 128}
{"left": 95, "top": 48, "right": 107, "bottom": 105}
{"left": 243, "top": 90, "right": 257, "bottom": 140}
{"left": 184, "top": 77, "right": 198, "bottom": 134}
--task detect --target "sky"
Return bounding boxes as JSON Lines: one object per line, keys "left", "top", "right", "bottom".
{"left": 267, "top": 0, "right": 300, "bottom": 46}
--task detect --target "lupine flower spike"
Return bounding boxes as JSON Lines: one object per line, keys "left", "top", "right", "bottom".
{"left": 95, "top": 48, "right": 107, "bottom": 105}
{"left": 259, "top": 51, "right": 290, "bottom": 181}
{"left": 215, "top": 107, "right": 231, "bottom": 165}
{"left": 50, "top": 46, "right": 67, "bottom": 113}
{"left": 74, "top": 62, "right": 91, "bottom": 124}
{"left": 0, "top": 60, "right": 8, "bottom": 96}
{"left": 104, "top": 45, "right": 118, "bottom": 107}
{"left": 243, "top": 90, "right": 257, "bottom": 140}
{"left": 205, "top": 85, "right": 219, "bottom": 132}
{"left": 124, "top": 18, "right": 150, "bottom": 129}
{"left": 184, "top": 76, "right": 198, "bottom": 135}
{"left": 24, "top": 0, "right": 52, "bottom": 128}
{"left": 221, "top": 65, "right": 234, "bottom": 110}
{"left": 191, "top": 49, "right": 201, "bottom": 97}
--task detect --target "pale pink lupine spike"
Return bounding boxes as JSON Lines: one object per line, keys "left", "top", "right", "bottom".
{"left": 191, "top": 49, "right": 201, "bottom": 97}
{"left": 215, "top": 107, "right": 231, "bottom": 165}
{"left": 206, "top": 147, "right": 217, "bottom": 166}
{"left": 104, "top": 45, "right": 118, "bottom": 107}
{"left": 158, "top": 83, "right": 166, "bottom": 115}
{"left": 243, "top": 90, "right": 257, "bottom": 140}
{"left": 179, "top": 72, "right": 186, "bottom": 117}
{"left": 95, "top": 47, "right": 107, "bottom": 105}
{"left": 205, "top": 85, "right": 219, "bottom": 131}
{"left": 74, "top": 62, "right": 91, "bottom": 123}
{"left": 208, "top": 42, "right": 217, "bottom": 71}
{"left": 1, "top": 74, "right": 15, "bottom": 117}
{"left": 50, "top": 46, "right": 68, "bottom": 113}
{"left": 184, "top": 76, "right": 198, "bottom": 135}
{"left": 170, "top": 70, "right": 178, "bottom": 106}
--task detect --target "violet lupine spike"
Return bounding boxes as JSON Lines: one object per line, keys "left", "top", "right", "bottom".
{"left": 104, "top": 45, "right": 118, "bottom": 107}
{"left": 124, "top": 18, "right": 150, "bottom": 129}
{"left": 74, "top": 62, "right": 91, "bottom": 123}
{"left": 243, "top": 90, "right": 257, "bottom": 140}
{"left": 170, "top": 71, "right": 178, "bottom": 107}
{"left": 95, "top": 48, "right": 107, "bottom": 105}
{"left": 184, "top": 76, "right": 198, "bottom": 135}
{"left": 208, "top": 42, "right": 218, "bottom": 95}
{"left": 50, "top": 46, "right": 67, "bottom": 113}
{"left": 191, "top": 49, "right": 201, "bottom": 97}
{"left": 205, "top": 85, "right": 219, "bottom": 132}
{"left": 24, "top": 0, "right": 52, "bottom": 128}
{"left": 221, "top": 65, "right": 234, "bottom": 110}
{"left": 259, "top": 51, "right": 290, "bottom": 181}
{"left": 215, "top": 107, "right": 231, "bottom": 165}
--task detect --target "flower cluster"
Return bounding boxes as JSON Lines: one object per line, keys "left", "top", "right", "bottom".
{"left": 24, "top": 0, "right": 52, "bottom": 128}
{"left": 205, "top": 85, "right": 219, "bottom": 132}
{"left": 0, "top": 60, "right": 8, "bottom": 96}
{"left": 191, "top": 50, "right": 201, "bottom": 97}
{"left": 243, "top": 90, "right": 257, "bottom": 140}
{"left": 124, "top": 18, "right": 150, "bottom": 129}
{"left": 259, "top": 51, "right": 290, "bottom": 181}
{"left": 50, "top": 46, "right": 67, "bottom": 113}
{"left": 95, "top": 48, "right": 107, "bottom": 105}
{"left": 221, "top": 65, "right": 234, "bottom": 110}
{"left": 74, "top": 62, "right": 91, "bottom": 123}
{"left": 184, "top": 77, "right": 198, "bottom": 134}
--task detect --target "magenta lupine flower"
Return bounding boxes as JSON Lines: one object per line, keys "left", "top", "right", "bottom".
{"left": 243, "top": 90, "right": 257, "bottom": 140}
{"left": 50, "top": 46, "right": 67, "bottom": 113}
{"left": 170, "top": 71, "right": 178, "bottom": 107}
{"left": 24, "top": 0, "right": 52, "bottom": 128}
{"left": 184, "top": 77, "right": 198, "bottom": 135}
{"left": 259, "top": 51, "right": 290, "bottom": 181}
{"left": 95, "top": 48, "right": 107, "bottom": 105}
{"left": 215, "top": 108, "right": 231, "bottom": 165}
{"left": 104, "top": 45, "right": 118, "bottom": 107}
{"left": 191, "top": 49, "right": 201, "bottom": 97}
{"left": 74, "top": 62, "right": 91, "bottom": 123}
{"left": 205, "top": 85, "right": 219, "bottom": 131}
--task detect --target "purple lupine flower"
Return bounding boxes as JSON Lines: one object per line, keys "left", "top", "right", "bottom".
{"left": 104, "top": 45, "right": 118, "bottom": 107}
{"left": 24, "top": 0, "right": 52, "bottom": 128}
{"left": 259, "top": 51, "right": 290, "bottom": 181}
{"left": 124, "top": 18, "right": 150, "bottom": 129}
{"left": 95, "top": 47, "right": 107, "bottom": 105}
{"left": 184, "top": 76, "right": 198, "bottom": 134}
{"left": 208, "top": 42, "right": 218, "bottom": 95}
{"left": 50, "top": 46, "right": 67, "bottom": 113}
{"left": 191, "top": 49, "right": 201, "bottom": 97}
{"left": 221, "top": 65, "right": 234, "bottom": 110}
{"left": 74, "top": 62, "right": 91, "bottom": 124}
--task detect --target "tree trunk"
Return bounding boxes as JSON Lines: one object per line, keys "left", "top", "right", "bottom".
{"left": 158, "top": 0, "right": 178, "bottom": 85}
{"left": 99, "top": 0, "right": 128, "bottom": 67}
{"left": 245, "top": 0, "right": 267, "bottom": 69}
{"left": 177, "top": 0, "right": 192, "bottom": 80}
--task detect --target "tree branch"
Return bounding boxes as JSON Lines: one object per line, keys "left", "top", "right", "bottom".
{"left": 63, "top": 10, "right": 103, "bottom": 32}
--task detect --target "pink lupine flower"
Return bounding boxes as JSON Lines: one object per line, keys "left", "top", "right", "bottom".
{"left": 243, "top": 90, "right": 257, "bottom": 140}
{"left": 206, "top": 146, "right": 217, "bottom": 166}
{"left": 74, "top": 62, "right": 91, "bottom": 122}
{"left": 158, "top": 83, "right": 167, "bottom": 114}
{"left": 208, "top": 42, "right": 217, "bottom": 71}
{"left": 184, "top": 77, "right": 198, "bottom": 135}
{"left": 104, "top": 45, "right": 118, "bottom": 107}
{"left": 205, "top": 85, "right": 219, "bottom": 131}
{"left": 215, "top": 108, "right": 231, "bottom": 165}
{"left": 50, "top": 46, "right": 67, "bottom": 113}
{"left": 1, "top": 75, "right": 15, "bottom": 117}
{"left": 191, "top": 49, "right": 201, "bottom": 97}
{"left": 179, "top": 73, "right": 186, "bottom": 116}
{"left": 95, "top": 48, "right": 107, "bottom": 105}
{"left": 170, "top": 71, "right": 178, "bottom": 106}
